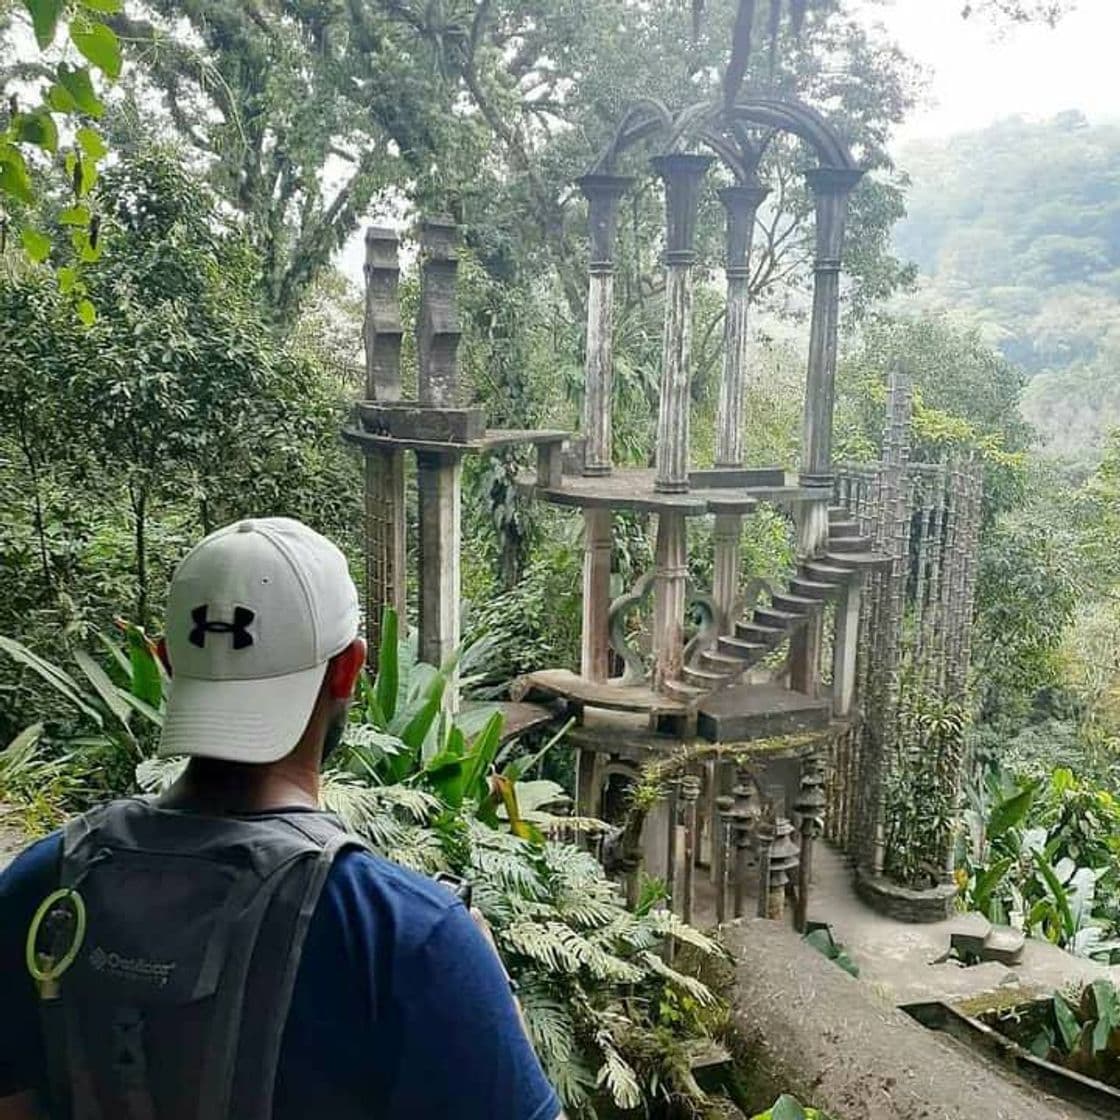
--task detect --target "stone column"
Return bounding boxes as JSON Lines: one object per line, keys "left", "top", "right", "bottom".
{"left": 711, "top": 183, "right": 769, "bottom": 632}
{"left": 577, "top": 174, "right": 631, "bottom": 477}
{"left": 650, "top": 154, "right": 713, "bottom": 494}
{"left": 831, "top": 577, "right": 862, "bottom": 717}
{"left": 799, "top": 167, "right": 864, "bottom": 556}
{"left": 415, "top": 219, "right": 463, "bottom": 703}
{"left": 652, "top": 511, "right": 688, "bottom": 690}
{"left": 581, "top": 509, "right": 613, "bottom": 682}
{"left": 362, "top": 227, "right": 407, "bottom": 658}
{"left": 679, "top": 773, "right": 701, "bottom": 925}
{"left": 575, "top": 178, "right": 629, "bottom": 683}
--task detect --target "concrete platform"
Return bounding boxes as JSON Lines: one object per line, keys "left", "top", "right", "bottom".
{"left": 698, "top": 681, "right": 832, "bottom": 742}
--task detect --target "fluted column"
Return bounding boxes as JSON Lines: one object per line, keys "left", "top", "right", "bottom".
{"left": 577, "top": 174, "right": 631, "bottom": 477}
{"left": 711, "top": 183, "right": 769, "bottom": 633}
{"left": 799, "top": 167, "right": 864, "bottom": 556}
{"left": 651, "top": 154, "right": 713, "bottom": 494}
{"left": 362, "top": 227, "right": 407, "bottom": 659}
{"left": 576, "top": 176, "right": 629, "bottom": 682}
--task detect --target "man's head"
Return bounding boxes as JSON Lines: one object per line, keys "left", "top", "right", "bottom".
{"left": 158, "top": 517, "right": 365, "bottom": 770}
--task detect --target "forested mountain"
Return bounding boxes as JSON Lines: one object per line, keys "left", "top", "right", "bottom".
{"left": 894, "top": 112, "right": 1120, "bottom": 461}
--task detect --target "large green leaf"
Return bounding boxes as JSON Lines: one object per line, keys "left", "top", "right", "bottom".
{"left": 122, "top": 625, "right": 163, "bottom": 707}
{"left": 1054, "top": 994, "right": 1081, "bottom": 1053}
{"left": 70, "top": 21, "right": 122, "bottom": 79}
{"left": 53, "top": 64, "right": 104, "bottom": 118}
{"left": 770, "top": 1097, "right": 809, "bottom": 1120}
{"left": 1035, "top": 852, "right": 1076, "bottom": 941}
{"left": 74, "top": 650, "right": 134, "bottom": 738}
{"left": 392, "top": 674, "right": 445, "bottom": 750}
{"left": 0, "top": 636, "right": 104, "bottom": 728}
{"left": 0, "top": 148, "right": 34, "bottom": 203}
{"left": 987, "top": 783, "right": 1038, "bottom": 840}
{"left": 973, "top": 857, "right": 1013, "bottom": 911}
{"left": 374, "top": 608, "right": 398, "bottom": 722}
{"left": 114, "top": 689, "right": 165, "bottom": 730}
{"left": 461, "top": 711, "right": 504, "bottom": 806}
{"left": 24, "top": 0, "right": 64, "bottom": 48}
{"left": 13, "top": 110, "right": 59, "bottom": 153}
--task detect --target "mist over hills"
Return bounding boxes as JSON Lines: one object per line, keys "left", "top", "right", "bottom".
{"left": 893, "top": 111, "right": 1120, "bottom": 463}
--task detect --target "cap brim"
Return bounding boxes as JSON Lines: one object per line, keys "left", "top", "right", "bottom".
{"left": 157, "top": 663, "right": 328, "bottom": 763}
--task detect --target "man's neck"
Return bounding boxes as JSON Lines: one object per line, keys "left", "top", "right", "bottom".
{"left": 159, "top": 754, "right": 321, "bottom": 815}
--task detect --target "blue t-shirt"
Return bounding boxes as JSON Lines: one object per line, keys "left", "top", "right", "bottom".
{"left": 0, "top": 828, "right": 560, "bottom": 1119}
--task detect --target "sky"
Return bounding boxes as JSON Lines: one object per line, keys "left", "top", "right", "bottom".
{"left": 860, "top": 0, "right": 1120, "bottom": 147}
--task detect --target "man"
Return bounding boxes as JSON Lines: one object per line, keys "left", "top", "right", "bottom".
{"left": 0, "top": 517, "right": 562, "bottom": 1120}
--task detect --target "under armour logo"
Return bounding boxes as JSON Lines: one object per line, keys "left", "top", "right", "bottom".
{"left": 188, "top": 605, "right": 255, "bottom": 650}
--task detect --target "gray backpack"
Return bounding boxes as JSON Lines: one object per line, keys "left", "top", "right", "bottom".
{"left": 35, "top": 797, "right": 369, "bottom": 1120}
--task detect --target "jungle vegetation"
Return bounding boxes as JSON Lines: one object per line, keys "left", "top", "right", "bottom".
{"left": 1, "top": 0, "right": 1118, "bottom": 1113}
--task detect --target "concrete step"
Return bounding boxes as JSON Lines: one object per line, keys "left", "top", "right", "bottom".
{"left": 682, "top": 664, "right": 732, "bottom": 689}
{"left": 983, "top": 925, "right": 1026, "bottom": 966}
{"left": 827, "top": 534, "right": 874, "bottom": 554}
{"left": 771, "top": 592, "right": 820, "bottom": 615}
{"left": 735, "top": 621, "right": 786, "bottom": 645}
{"left": 717, "top": 635, "right": 769, "bottom": 661}
{"left": 828, "top": 506, "right": 849, "bottom": 522}
{"left": 698, "top": 681, "right": 833, "bottom": 742}
{"left": 789, "top": 578, "right": 837, "bottom": 602}
{"left": 754, "top": 607, "right": 804, "bottom": 630}
{"left": 828, "top": 519, "right": 861, "bottom": 539}
{"left": 700, "top": 649, "right": 748, "bottom": 673}
{"left": 823, "top": 551, "right": 891, "bottom": 570}
{"left": 949, "top": 912, "right": 992, "bottom": 959}
{"left": 663, "top": 679, "right": 706, "bottom": 703}
{"left": 801, "top": 562, "right": 856, "bottom": 585}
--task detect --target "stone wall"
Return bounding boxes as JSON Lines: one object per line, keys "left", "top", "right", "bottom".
{"left": 724, "top": 919, "right": 1092, "bottom": 1119}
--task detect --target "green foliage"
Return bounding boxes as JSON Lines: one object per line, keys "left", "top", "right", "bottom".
{"left": 0, "top": 144, "right": 360, "bottom": 739}
{"left": 1002, "top": 980, "right": 1120, "bottom": 1089}
{"left": 883, "top": 681, "right": 967, "bottom": 889}
{"left": 751, "top": 1095, "right": 832, "bottom": 1120}
{"left": 972, "top": 515, "right": 1080, "bottom": 725}
{"left": 802, "top": 924, "right": 859, "bottom": 978}
{"left": 895, "top": 113, "right": 1120, "bottom": 461}
{"left": 1, "top": 610, "right": 730, "bottom": 1119}
{"left": 2, "top": 0, "right": 118, "bottom": 294}
{"left": 958, "top": 764, "right": 1120, "bottom": 959}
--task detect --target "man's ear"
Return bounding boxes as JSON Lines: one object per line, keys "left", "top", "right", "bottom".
{"left": 326, "top": 638, "right": 366, "bottom": 700}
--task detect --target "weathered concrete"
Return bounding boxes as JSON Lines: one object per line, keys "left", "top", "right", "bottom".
{"left": 725, "top": 917, "right": 1095, "bottom": 1119}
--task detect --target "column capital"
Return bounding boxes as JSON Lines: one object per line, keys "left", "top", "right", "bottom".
{"left": 577, "top": 174, "right": 633, "bottom": 265}
{"left": 804, "top": 166, "right": 865, "bottom": 198}
{"left": 650, "top": 153, "right": 714, "bottom": 255}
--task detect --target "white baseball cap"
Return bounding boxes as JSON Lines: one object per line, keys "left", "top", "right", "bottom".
{"left": 158, "top": 517, "right": 360, "bottom": 763}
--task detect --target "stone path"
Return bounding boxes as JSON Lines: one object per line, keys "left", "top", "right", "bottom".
{"left": 806, "top": 843, "right": 1119, "bottom": 1007}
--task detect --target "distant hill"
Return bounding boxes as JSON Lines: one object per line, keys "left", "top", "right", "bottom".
{"left": 893, "top": 112, "right": 1120, "bottom": 461}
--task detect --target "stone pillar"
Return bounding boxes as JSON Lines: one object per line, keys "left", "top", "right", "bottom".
{"left": 650, "top": 154, "right": 713, "bottom": 494}
{"left": 714, "top": 183, "right": 768, "bottom": 468}
{"left": 766, "top": 817, "right": 799, "bottom": 921}
{"left": 362, "top": 227, "right": 407, "bottom": 658}
{"left": 581, "top": 509, "right": 613, "bottom": 682}
{"left": 831, "top": 578, "right": 862, "bottom": 718}
{"left": 679, "top": 773, "right": 701, "bottom": 925}
{"left": 714, "top": 793, "right": 734, "bottom": 924}
{"left": 652, "top": 512, "right": 688, "bottom": 690}
{"left": 793, "top": 754, "right": 826, "bottom": 934}
{"left": 415, "top": 219, "right": 463, "bottom": 702}
{"left": 711, "top": 197, "right": 758, "bottom": 637}
{"left": 577, "top": 174, "right": 631, "bottom": 477}
{"left": 799, "top": 167, "right": 864, "bottom": 555}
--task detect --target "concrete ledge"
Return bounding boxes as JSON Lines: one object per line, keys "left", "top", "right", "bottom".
{"left": 724, "top": 919, "right": 1092, "bottom": 1119}
{"left": 854, "top": 865, "right": 957, "bottom": 923}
